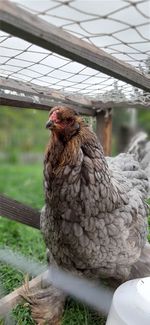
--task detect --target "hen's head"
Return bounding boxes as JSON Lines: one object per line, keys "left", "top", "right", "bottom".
{"left": 46, "top": 106, "right": 82, "bottom": 141}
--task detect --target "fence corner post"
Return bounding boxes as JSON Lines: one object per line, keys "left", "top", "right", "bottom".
{"left": 96, "top": 108, "right": 112, "bottom": 156}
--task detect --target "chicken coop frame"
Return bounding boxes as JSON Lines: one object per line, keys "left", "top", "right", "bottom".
{"left": 0, "top": 0, "right": 150, "bottom": 315}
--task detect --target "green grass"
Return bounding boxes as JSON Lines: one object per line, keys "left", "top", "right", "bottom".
{"left": 0, "top": 163, "right": 106, "bottom": 324}
{"left": 0, "top": 163, "right": 44, "bottom": 209}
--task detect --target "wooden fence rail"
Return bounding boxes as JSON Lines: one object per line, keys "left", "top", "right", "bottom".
{"left": 0, "top": 195, "right": 40, "bottom": 229}
{"left": 0, "top": 78, "right": 95, "bottom": 116}
{"left": 0, "top": 0, "right": 150, "bottom": 92}
{"left": 1, "top": 78, "right": 150, "bottom": 112}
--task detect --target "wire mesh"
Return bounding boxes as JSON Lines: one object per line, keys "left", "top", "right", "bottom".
{"left": 0, "top": 0, "right": 150, "bottom": 104}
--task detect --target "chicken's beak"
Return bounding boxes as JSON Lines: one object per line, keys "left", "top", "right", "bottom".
{"left": 46, "top": 120, "right": 54, "bottom": 129}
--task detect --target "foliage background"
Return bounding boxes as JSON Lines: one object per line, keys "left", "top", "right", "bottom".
{"left": 0, "top": 106, "right": 150, "bottom": 162}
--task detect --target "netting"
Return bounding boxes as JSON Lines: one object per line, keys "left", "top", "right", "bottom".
{"left": 0, "top": 0, "right": 150, "bottom": 104}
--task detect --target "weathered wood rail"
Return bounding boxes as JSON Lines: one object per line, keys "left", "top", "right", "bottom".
{"left": 1, "top": 78, "right": 150, "bottom": 112}
{"left": 0, "top": 195, "right": 40, "bottom": 229}
{"left": 0, "top": 78, "right": 95, "bottom": 116}
{"left": 0, "top": 0, "right": 150, "bottom": 91}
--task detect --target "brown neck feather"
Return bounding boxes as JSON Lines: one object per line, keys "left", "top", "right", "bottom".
{"left": 45, "top": 122, "right": 104, "bottom": 172}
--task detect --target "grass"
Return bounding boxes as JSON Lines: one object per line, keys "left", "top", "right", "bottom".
{"left": 0, "top": 163, "right": 44, "bottom": 209}
{"left": 0, "top": 163, "right": 106, "bottom": 324}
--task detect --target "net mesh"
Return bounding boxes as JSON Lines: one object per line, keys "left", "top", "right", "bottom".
{"left": 0, "top": 0, "right": 150, "bottom": 104}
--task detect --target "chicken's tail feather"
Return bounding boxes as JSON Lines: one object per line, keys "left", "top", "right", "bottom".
{"left": 127, "top": 131, "right": 150, "bottom": 196}
{"left": 127, "top": 131, "right": 148, "bottom": 161}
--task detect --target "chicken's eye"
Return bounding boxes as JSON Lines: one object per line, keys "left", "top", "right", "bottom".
{"left": 66, "top": 117, "right": 73, "bottom": 124}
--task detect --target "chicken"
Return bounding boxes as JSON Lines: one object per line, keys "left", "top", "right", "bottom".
{"left": 26, "top": 106, "right": 150, "bottom": 323}
{"left": 41, "top": 106, "right": 150, "bottom": 282}
{"left": 127, "top": 131, "right": 150, "bottom": 195}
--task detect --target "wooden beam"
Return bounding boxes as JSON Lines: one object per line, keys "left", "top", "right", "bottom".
{"left": 0, "top": 78, "right": 149, "bottom": 113}
{"left": 0, "top": 195, "right": 40, "bottom": 229}
{"left": 0, "top": 1, "right": 150, "bottom": 92}
{"left": 0, "top": 93, "right": 95, "bottom": 116}
{"left": 96, "top": 109, "right": 112, "bottom": 156}
{"left": 94, "top": 100, "right": 150, "bottom": 111}
{"left": 0, "top": 78, "right": 95, "bottom": 116}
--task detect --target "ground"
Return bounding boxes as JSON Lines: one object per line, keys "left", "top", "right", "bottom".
{"left": 0, "top": 163, "right": 106, "bottom": 324}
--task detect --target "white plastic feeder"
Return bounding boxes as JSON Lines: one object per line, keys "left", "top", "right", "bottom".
{"left": 106, "top": 277, "right": 150, "bottom": 325}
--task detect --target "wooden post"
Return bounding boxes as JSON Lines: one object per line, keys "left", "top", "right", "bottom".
{"left": 96, "top": 109, "right": 112, "bottom": 156}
